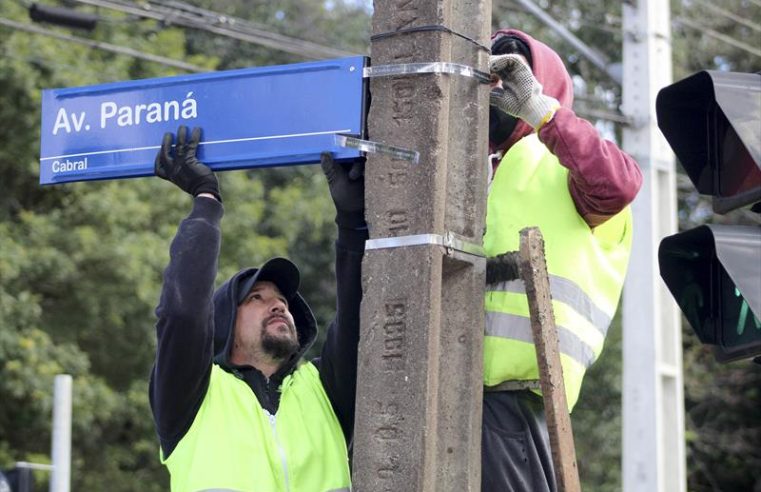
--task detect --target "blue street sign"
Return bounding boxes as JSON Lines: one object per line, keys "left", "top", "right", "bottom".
{"left": 40, "top": 56, "right": 367, "bottom": 185}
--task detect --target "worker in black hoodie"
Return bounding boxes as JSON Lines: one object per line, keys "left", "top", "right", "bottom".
{"left": 149, "top": 125, "right": 366, "bottom": 491}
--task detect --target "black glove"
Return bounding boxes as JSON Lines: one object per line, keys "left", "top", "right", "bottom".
{"left": 486, "top": 252, "right": 520, "bottom": 285}
{"left": 155, "top": 126, "right": 221, "bottom": 201}
{"left": 320, "top": 152, "right": 366, "bottom": 229}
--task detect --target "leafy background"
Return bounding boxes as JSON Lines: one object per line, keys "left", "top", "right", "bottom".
{"left": 1, "top": 0, "right": 759, "bottom": 490}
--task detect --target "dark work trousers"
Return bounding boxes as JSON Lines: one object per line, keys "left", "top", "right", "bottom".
{"left": 481, "top": 390, "right": 558, "bottom": 492}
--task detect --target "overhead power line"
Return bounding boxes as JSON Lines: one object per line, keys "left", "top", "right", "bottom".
{"left": 575, "top": 107, "right": 632, "bottom": 125}
{"left": 510, "top": 0, "right": 622, "bottom": 86}
{"left": 573, "top": 94, "right": 632, "bottom": 124}
{"left": 71, "top": 0, "right": 358, "bottom": 60}
{"left": 693, "top": 0, "right": 761, "bottom": 33}
{"left": 0, "top": 16, "right": 205, "bottom": 72}
{"left": 10, "top": 0, "right": 661, "bottom": 126}
{"left": 675, "top": 16, "right": 761, "bottom": 59}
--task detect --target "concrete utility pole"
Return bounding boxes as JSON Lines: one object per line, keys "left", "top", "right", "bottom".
{"left": 621, "top": 1, "right": 686, "bottom": 491}
{"left": 352, "top": 1, "right": 491, "bottom": 490}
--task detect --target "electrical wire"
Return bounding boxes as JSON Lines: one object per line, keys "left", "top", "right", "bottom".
{"left": 675, "top": 16, "right": 761, "bottom": 58}
{"left": 510, "top": 0, "right": 621, "bottom": 86}
{"left": 692, "top": 0, "right": 761, "bottom": 33}
{"left": 156, "top": 0, "right": 365, "bottom": 56}
{"left": 1, "top": 50, "right": 89, "bottom": 74}
{"left": 574, "top": 107, "right": 632, "bottom": 125}
{"left": 70, "top": 0, "right": 360, "bottom": 60}
{"left": 0, "top": 16, "right": 206, "bottom": 72}
{"left": 23, "top": 0, "right": 750, "bottom": 126}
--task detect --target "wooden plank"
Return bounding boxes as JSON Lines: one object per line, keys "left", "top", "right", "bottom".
{"left": 519, "top": 226, "right": 581, "bottom": 492}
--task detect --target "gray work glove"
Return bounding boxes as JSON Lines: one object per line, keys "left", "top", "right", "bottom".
{"left": 489, "top": 54, "right": 560, "bottom": 130}
{"left": 155, "top": 125, "right": 221, "bottom": 201}
{"left": 320, "top": 152, "right": 366, "bottom": 229}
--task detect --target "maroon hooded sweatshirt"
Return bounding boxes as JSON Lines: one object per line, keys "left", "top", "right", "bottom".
{"left": 480, "top": 30, "right": 643, "bottom": 492}
{"left": 490, "top": 29, "right": 642, "bottom": 227}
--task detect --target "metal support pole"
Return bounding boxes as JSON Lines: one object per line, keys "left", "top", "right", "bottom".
{"left": 352, "top": 0, "right": 491, "bottom": 490}
{"left": 621, "top": 1, "right": 686, "bottom": 491}
{"left": 50, "top": 374, "right": 72, "bottom": 492}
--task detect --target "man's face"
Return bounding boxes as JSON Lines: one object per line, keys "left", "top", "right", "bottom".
{"left": 233, "top": 280, "right": 299, "bottom": 361}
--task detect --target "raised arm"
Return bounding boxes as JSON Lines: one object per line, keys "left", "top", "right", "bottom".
{"left": 316, "top": 154, "right": 367, "bottom": 443}
{"left": 539, "top": 108, "right": 642, "bottom": 227}
{"left": 149, "top": 126, "right": 223, "bottom": 457}
{"left": 490, "top": 54, "right": 643, "bottom": 228}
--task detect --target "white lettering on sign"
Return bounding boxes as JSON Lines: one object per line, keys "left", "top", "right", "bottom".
{"left": 100, "top": 92, "right": 198, "bottom": 129}
{"left": 53, "top": 108, "right": 88, "bottom": 135}
{"left": 52, "top": 157, "right": 88, "bottom": 173}
{"left": 51, "top": 92, "right": 198, "bottom": 135}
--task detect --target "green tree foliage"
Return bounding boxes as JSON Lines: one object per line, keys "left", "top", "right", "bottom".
{"left": 572, "top": 314, "right": 623, "bottom": 492}
{"left": 179, "top": 0, "right": 370, "bottom": 69}
{"left": 682, "top": 330, "right": 761, "bottom": 491}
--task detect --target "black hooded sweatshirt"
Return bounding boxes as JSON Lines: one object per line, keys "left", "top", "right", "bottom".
{"left": 149, "top": 196, "right": 366, "bottom": 458}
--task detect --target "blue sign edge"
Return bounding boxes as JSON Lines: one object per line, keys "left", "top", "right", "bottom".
{"left": 48, "top": 55, "right": 366, "bottom": 98}
{"left": 39, "top": 56, "right": 369, "bottom": 186}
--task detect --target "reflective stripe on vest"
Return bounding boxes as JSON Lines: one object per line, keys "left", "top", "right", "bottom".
{"left": 162, "top": 363, "right": 351, "bottom": 492}
{"left": 483, "top": 134, "right": 633, "bottom": 411}
{"left": 485, "top": 310, "right": 597, "bottom": 369}
{"left": 490, "top": 276, "right": 613, "bottom": 338}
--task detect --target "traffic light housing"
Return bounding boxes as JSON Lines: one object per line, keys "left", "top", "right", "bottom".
{"left": 656, "top": 70, "right": 761, "bottom": 362}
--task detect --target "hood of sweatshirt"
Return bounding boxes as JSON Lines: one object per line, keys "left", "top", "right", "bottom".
{"left": 211, "top": 258, "right": 317, "bottom": 371}
{"left": 490, "top": 29, "right": 574, "bottom": 153}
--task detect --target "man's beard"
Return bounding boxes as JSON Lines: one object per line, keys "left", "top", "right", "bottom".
{"left": 261, "top": 315, "right": 299, "bottom": 360}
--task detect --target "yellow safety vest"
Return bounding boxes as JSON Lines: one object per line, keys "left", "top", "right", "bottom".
{"left": 484, "top": 134, "right": 633, "bottom": 411}
{"left": 162, "top": 363, "right": 351, "bottom": 492}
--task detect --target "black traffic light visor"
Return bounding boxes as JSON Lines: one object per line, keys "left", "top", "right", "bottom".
{"left": 656, "top": 71, "right": 761, "bottom": 213}
{"left": 659, "top": 224, "right": 761, "bottom": 360}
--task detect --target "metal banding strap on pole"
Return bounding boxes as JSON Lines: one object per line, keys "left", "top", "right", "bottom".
{"left": 370, "top": 24, "right": 491, "bottom": 53}
{"left": 351, "top": 61, "right": 491, "bottom": 164}
{"left": 365, "top": 231, "right": 485, "bottom": 258}
{"left": 363, "top": 62, "right": 491, "bottom": 85}
{"left": 335, "top": 134, "right": 420, "bottom": 164}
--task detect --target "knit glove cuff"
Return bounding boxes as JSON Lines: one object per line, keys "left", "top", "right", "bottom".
{"left": 520, "top": 92, "right": 560, "bottom": 130}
